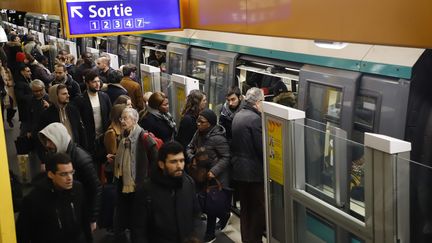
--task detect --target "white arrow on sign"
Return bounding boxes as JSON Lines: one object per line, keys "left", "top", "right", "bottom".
{"left": 71, "top": 6, "right": 83, "bottom": 18}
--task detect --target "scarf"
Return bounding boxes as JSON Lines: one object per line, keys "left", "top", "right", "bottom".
{"left": 114, "top": 125, "right": 141, "bottom": 193}
{"left": 148, "top": 107, "right": 177, "bottom": 129}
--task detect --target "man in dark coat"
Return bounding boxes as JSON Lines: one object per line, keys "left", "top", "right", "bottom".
{"left": 52, "top": 63, "right": 81, "bottom": 101}
{"left": 72, "top": 70, "right": 111, "bottom": 163}
{"left": 219, "top": 86, "right": 244, "bottom": 142}
{"left": 96, "top": 55, "right": 116, "bottom": 84}
{"left": 38, "top": 123, "right": 102, "bottom": 242}
{"left": 133, "top": 141, "right": 201, "bottom": 243}
{"left": 74, "top": 52, "right": 95, "bottom": 92}
{"left": 14, "top": 64, "right": 32, "bottom": 125}
{"left": 104, "top": 69, "right": 127, "bottom": 104}
{"left": 16, "top": 153, "right": 87, "bottom": 243}
{"left": 27, "top": 54, "right": 53, "bottom": 87}
{"left": 37, "top": 84, "right": 87, "bottom": 151}
{"left": 231, "top": 87, "right": 265, "bottom": 243}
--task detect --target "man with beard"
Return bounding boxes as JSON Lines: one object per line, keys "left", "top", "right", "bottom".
{"left": 74, "top": 52, "right": 95, "bottom": 92}
{"left": 52, "top": 63, "right": 81, "bottom": 101}
{"left": 72, "top": 70, "right": 111, "bottom": 168}
{"left": 16, "top": 153, "right": 88, "bottom": 243}
{"left": 37, "top": 84, "right": 87, "bottom": 155}
{"left": 219, "top": 86, "right": 244, "bottom": 142}
{"left": 37, "top": 123, "right": 102, "bottom": 242}
{"left": 133, "top": 141, "right": 201, "bottom": 243}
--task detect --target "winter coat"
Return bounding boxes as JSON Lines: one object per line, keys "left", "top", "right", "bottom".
{"left": 38, "top": 123, "right": 102, "bottom": 223}
{"left": 219, "top": 99, "right": 245, "bottom": 141}
{"left": 29, "top": 61, "right": 53, "bottom": 87}
{"left": 231, "top": 104, "right": 264, "bottom": 182}
{"left": 186, "top": 124, "right": 231, "bottom": 189}
{"left": 72, "top": 91, "right": 111, "bottom": 154}
{"left": 133, "top": 172, "right": 201, "bottom": 243}
{"left": 16, "top": 177, "right": 87, "bottom": 243}
{"left": 13, "top": 73, "right": 32, "bottom": 122}
{"left": 120, "top": 76, "right": 144, "bottom": 111}
{"left": 176, "top": 112, "right": 197, "bottom": 150}
{"left": 51, "top": 74, "right": 81, "bottom": 101}
{"left": 104, "top": 83, "right": 128, "bottom": 104}
{"left": 139, "top": 112, "right": 176, "bottom": 143}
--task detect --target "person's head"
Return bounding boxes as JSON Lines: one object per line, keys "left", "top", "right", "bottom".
{"left": 81, "top": 52, "right": 93, "bottom": 65}
{"left": 49, "top": 84, "right": 69, "bottom": 106}
{"left": 157, "top": 141, "right": 185, "bottom": 178}
{"left": 155, "top": 51, "right": 164, "bottom": 61}
{"left": 66, "top": 54, "right": 76, "bottom": 65}
{"left": 19, "top": 64, "right": 31, "bottom": 79}
{"left": 46, "top": 153, "right": 74, "bottom": 190}
{"left": 10, "top": 34, "right": 19, "bottom": 42}
{"left": 30, "top": 79, "right": 46, "bottom": 99}
{"left": 197, "top": 108, "right": 217, "bottom": 132}
{"left": 26, "top": 35, "right": 35, "bottom": 42}
{"left": 36, "top": 55, "right": 48, "bottom": 66}
{"left": 245, "top": 87, "right": 264, "bottom": 113}
{"left": 114, "top": 95, "right": 132, "bottom": 108}
{"left": 148, "top": 92, "right": 169, "bottom": 113}
{"left": 110, "top": 104, "right": 127, "bottom": 125}
{"left": 181, "top": 90, "right": 206, "bottom": 117}
{"left": 226, "top": 86, "right": 242, "bottom": 110}
{"left": 122, "top": 63, "right": 137, "bottom": 79}
{"left": 54, "top": 63, "right": 68, "bottom": 82}
{"left": 38, "top": 122, "right": 71, "bottom": 153}
{"left": 16, "top": 52, "right": 27, "bottom": 64}
{"left": 96, "top": 56, "right": 110, "bottom": 71}
{"left": 120, "top": 107, "right": 139, "bottom": 132}
{"left": 107, "top": 70, "right": 123, "bottom": 84}
{"left": 84, "top": 70, "right": 101, "bottom": 93}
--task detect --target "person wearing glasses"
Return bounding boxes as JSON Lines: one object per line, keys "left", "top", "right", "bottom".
{"left": 38, "top": 122, "right": 101, "bottom": 242}
{"left": 16, "top": 152, "right": 88, "bottom": 243}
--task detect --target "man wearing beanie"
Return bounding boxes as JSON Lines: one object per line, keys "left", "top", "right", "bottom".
{"left": 186, "top": 108, "right": 231, "bottom": 242}
{"left": 231, "top": 87, "right": 265, "bottom": 243}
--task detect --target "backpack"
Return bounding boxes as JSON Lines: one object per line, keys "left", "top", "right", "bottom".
{"left": 30, "top": 44, "right": 44, "bottom": 61}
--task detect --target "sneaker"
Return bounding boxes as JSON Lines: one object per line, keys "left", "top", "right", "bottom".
{"left": 216, "top": 212, "right": 232, "bottom": 231}
{"left": 204, "top": 233, "right": 216, "bottom": 243}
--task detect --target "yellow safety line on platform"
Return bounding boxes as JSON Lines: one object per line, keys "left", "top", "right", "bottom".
{"left": 0, "top": 111, "right": 16, "bottom": 243}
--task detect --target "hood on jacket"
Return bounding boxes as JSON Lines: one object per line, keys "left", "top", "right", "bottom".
{"left": 48, "top": 84, "right": 62, "bottom": 108}
{"left": 220, "top": 99, "right": 245, "bottom": 121}
{"left": 38, "top": 122, "right": 71, "bottom": 153}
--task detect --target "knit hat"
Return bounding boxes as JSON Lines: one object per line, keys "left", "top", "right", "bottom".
{"left": 199, "top": 108, "right": 217, "bottom": 126}
{"left": 16, "top": 52, "right": 26, "bottom": 63}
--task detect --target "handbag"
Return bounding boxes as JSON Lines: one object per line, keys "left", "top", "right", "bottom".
{"left": 198, "top": 179, "right": 229, "bottom": 216}
{"left": 14, "top": 136, "right": 34, "bottom": 155}
{"left": 188, "top": 149, "right": 211, "bottom": 184}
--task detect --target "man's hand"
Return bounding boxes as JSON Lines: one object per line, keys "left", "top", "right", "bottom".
{"left": 42, "top": 100, "right": 50, "bottom": 109}
{"left": 207, "top": 171, "right": 215, "bottom": 179}
{"left": 90, "top": 222, "right": 97, "bottom": 232}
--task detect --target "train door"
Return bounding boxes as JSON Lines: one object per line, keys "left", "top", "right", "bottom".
{"left": 95, "top": 37, "right": 107, "bottom": 53}
{"left": 39, "top": 19, "right": 50, "bottom": 44}
{"left": 166, "top": 43, "right": 188, "bottom": 75}
{"left": 126, "top": 36, "right": 143, "bottom": 67}
{"left": 33, "top": 18, "right": 41, "bottom": 32}
{"left": 187, "top": 47, "right": 208, "bottom": 92}
{"left": 297, "top": 65, "right": 360, "bottom": 218}
{"left": 118, "top": 36, "right": 129, "bottom": 66}
{"left": 205, "top": 50, "right": 238, "bottom": 111}
{"left": 106, "top": 36, "right": 119, "bottom": 55}
{"left": 49, "top": 21, "right": 59, "bottom": 38}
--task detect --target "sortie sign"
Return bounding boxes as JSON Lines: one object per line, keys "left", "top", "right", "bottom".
{"left": 62, "top": 0, "right": 182, "bottom": 37}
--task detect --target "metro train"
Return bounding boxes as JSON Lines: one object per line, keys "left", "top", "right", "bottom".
{"left": 2, "top": 10, "right": 432, "bottom": 243}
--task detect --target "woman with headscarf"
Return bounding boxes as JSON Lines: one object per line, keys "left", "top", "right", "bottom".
{"left": 138, "top": 91, "right": 176, "bottom": 142}
{"left": 186, "top": 108, "right": 231, "bottom": 242}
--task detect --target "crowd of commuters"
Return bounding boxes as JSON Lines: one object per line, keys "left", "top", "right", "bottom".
{"left": 1, "top": 28, "right": 268, "bottom": 243}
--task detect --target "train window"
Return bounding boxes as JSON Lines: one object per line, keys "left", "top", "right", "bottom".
{"left": 129, "top": 44, "right": 138, "bottom": 65}
{"left": 209, "top": 62, "right": 228, "bottom": 111}
{"left": 188, "top": 59, "right": 206, "bottom": 91}
{"left": 307, "top": 82, "right": 342, "bottom": 125}
{"left": 354, "top": 95, "right": 377, "bottom": 132}
{"left": 118, "top": 43, "right": 128, "bottom": 66}
{"left": 169, "top": 52, "right": 183, "bottom": 75}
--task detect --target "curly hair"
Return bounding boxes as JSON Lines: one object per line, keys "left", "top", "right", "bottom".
{"left": 181, "top": 89, "right": 206, "bottom": 117}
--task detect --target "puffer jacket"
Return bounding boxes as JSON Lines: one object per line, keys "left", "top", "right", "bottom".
{"left": 39, "top": 123, "right": 102, "bottom": 223}
{"left": 16, "top": 177, "right": 87, "bottom": 243}
{"left": 230, "top": 104, "right": 264, "bottom": 182}
{"left": 186, "top": 124, "right": 231, "bottom": 189}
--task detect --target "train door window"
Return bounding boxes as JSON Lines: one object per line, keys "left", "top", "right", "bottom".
{"left": 118, "top": 43, "right": 129, "bottom": 66}
{"left": 106, "top": 37, "right": 118, "bottom": 55}
{"left": 169, "top": 52, "right": 183, "bottom": 75}
{"left": 129, "top": 44, "right": 138, "bottom": 65}
{"left": 188, "top": 59, "right": 206, "bottom": 90}
{"left": 95, "top": 37, "right": 107, "bottom": 52}
{"left": 209, "top": 62, "right": 228, "bottom": 110}
{"left": 307, "top": 82, "right": 342, "bottom": 126}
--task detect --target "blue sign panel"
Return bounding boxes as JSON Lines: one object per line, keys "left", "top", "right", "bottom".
{"left": 63, "top": 0, "right": 181, "bottom": 37}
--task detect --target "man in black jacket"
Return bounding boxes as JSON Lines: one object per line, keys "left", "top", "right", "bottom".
{"left": 231, "top": 87, "right": 265, "bottom": 243}
{"left": 38, "top": 122, "right": 102, "bottom": 242}
{"left": 52, "top": 63, "right": 81, "bottom": 101}
{"left": 219, "top": 86, "right": 244, "bottom": 142}
{"left": 133, "top": 141, "right": 201, "bottom": 243}
{"left": 16, "top": 153, "right": 87, "bottom": 243}
{"left": 73, "top": 70, "right": 111, "bottom": 165}
{"left": 74, "top": 52, "right": 95, "bottom": 92}
{"left": 14, "top": 64, "right": 32, "bottom": 126}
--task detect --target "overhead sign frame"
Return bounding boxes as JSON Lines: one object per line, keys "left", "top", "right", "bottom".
{"left": 61, "top": 0, "right": 183, "bottom": 38}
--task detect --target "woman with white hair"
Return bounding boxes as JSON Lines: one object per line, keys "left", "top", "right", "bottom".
{"left": 113, "top": 107, "right": 158, "bottom": 242}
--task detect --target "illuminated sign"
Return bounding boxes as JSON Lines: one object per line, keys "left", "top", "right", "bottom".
{"left": 62, "top": 0, "right": 182, "bottom": 38}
